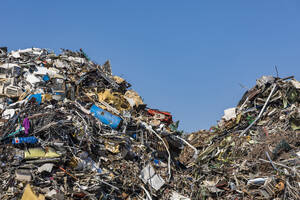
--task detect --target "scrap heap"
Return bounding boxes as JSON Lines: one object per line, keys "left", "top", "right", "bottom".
{"left": 0, "top": 47, "right": 299, "bottom": 200}
{"left": 180, "top": 76, "right": 300, "bottom": 199}
{"left": 0, "top": 47, "right": 191, "bottom": 200}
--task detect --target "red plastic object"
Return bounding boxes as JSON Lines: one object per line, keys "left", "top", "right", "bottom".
{"left": 147, "top": 109, "right": 173, "bottom": 125}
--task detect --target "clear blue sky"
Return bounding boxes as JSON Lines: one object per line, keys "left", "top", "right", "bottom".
{"left": 1, "top": 1, "right": 299, "bottom": 132}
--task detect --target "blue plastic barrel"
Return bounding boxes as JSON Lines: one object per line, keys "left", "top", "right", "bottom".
{"left": 90, "top": 104, "right": 122, "bottom": 129}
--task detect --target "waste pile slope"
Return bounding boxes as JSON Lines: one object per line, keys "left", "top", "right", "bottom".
{"left": 0, "top": 47, "right": 192, "bottom": 200}
{"left": 181, "top": 75, "right": 300, "bottom": 199}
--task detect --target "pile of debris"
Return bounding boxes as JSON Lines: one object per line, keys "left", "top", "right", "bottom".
{"left": 0, "top": 46, "right": 299, "bottom": 200}
{"left": 0, "top": 47, "right": 192, "bottom": 200}
{"left": 180, "top": 75, "right": 300, "bottom": 199}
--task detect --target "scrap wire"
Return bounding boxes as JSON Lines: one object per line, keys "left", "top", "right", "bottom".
{"left": 97, "top": 179, "right": 120, "bottom": 191}
{"left": 238, "top": 96, "right": 249, "bottom": 112}
{"left": 240, "top": 83, "right": 277, "bottom": 136}
{"left": 285, "top": 180, "right": 300, "bottom": 200}
{"left": 265, "top": 151, "right": 279, "bottom": 171}
{"left": 142, "top": 122, "right": 172, "bottom": 182}
{"left": 175, "top": 135, "right": 198, "bottom": 159}
{"left": 259, "top": 159, "right": 300, "bottom": 178}
{"left": 59, "top": 166, "right": 78, "bottom": 181}
{"left": 140, "top": 185, "right": 152, "bottom": 200}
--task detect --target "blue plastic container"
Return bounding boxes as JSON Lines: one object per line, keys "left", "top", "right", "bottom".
{"left": 43, "top": 75, "right": 50, "bottom": 82}
{"left": 28, "top": 94, "right": 42, "bottom": 104}
{"left": 90, "top": 104, "right": 122, "bottom": 129}
{"left": 12, "top": 136, "right": 38, "bottom": 144}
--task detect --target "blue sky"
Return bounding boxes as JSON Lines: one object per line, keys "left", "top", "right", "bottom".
{"left": 1, "top": 1, "right": 299, "bottom": 132}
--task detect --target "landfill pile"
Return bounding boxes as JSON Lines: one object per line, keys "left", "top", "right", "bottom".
{"left": 0, "top": 47, "right": 299, "bottom": 200}
{"left": 180, "top": 76, "right": 300, "bottom": 199}
{"left": 0, "top": 47, "right": 192, "bottom": 200}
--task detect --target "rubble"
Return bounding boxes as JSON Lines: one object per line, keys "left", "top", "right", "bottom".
{"left": 0, "top": 47, "right": 299, "bottom": 199}
{"left": 181, "top": 75, "right": 300, "bottom": 199}
{"left": 0, "top": 47, "right": 190, "bottom": 200}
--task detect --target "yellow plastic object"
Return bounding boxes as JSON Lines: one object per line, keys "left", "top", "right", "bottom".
{"left": 52, "top": 74, "right": 64, "bottom": 79}
{"left": 19, "top": 90, "right": 31, "bottom": 101}
{"left": 124, "top": 90, "right": 144, "bottom": 107}
{"left": 236, "top": 113, "right": 242, "bottom": 124}
{"left": 42, "top": 94, "right": 53, "bottom": 102}
{"left": 113, "top": 76, "right": 125, "bottom": 84}
{"left": 105, "top": 142, "right": 120, "bottom": 153}
{"left": 25, "top": 148, "right": 60, "bottom": 159}
{"left": 98, "top": 89, "right": 130, "bottom": 112}
{"left": 21, "top": 184, "right": 45, "bottom": 200}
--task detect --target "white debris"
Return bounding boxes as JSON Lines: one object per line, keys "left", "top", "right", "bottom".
{"left": 46, "top": 189, "right": 57, "bottom": 197}
{"left": 38, "top": 163, "right": 54, "bottom": 173}
{"left": 2, "top": 109, "right": 15, "bottom": 119}
{"left": 170, "top": 191, "right": 191, "bottom": 200}
{"left": 291, "top": 80, "right": 300, "bottom": 89}
{"left": 223, "top": 107, "right": 236, "bottom": 121}
{"left": 25, "top": 73, "right": 41, "bottom": 85}
{"left": 140, "top": 164, "right": 165, "bottom": 191}
{"left": 256, "top": 76, "right": 275, "bottom": 87}
{"left": 10, "top": 51, "right": 21, "bottom": 58}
